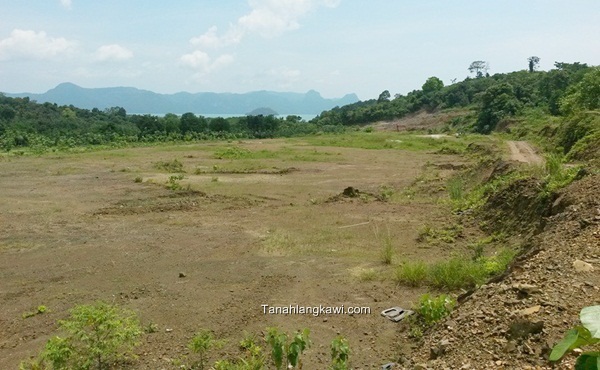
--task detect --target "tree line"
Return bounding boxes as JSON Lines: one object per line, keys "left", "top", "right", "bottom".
{"left": 311, "top": 60, "right": 599, "bottom": 134}
{"left": 0, "top": 98, "right": 343, "bottom": 152}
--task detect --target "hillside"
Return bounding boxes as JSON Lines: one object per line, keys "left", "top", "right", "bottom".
{"left": 5, "top": 83, "right": 359, "bottom": 115}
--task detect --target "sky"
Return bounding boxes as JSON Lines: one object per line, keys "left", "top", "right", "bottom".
{"left": 1, "top": 0, "right": 599, "bottom": 100}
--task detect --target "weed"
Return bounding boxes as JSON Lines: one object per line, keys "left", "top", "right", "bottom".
{"left": 25, "top": 301, "right": 142, "bottom": 369}
{"left": 378, "top": 185, "right": 395, "bottom": 201}
{"left": 155, "top": 158, "right": 185, "bottom": 172}
{"left": 211, "top": 176, "right": 219, "bottom": 182}
{"left": 188, "top": 330, "right": 225, "bottom": 370}
{"left": 265, "top": 327, "right": 311, "bottom": 370}
{"left": 144, "top": 322, "right": 159, "bottom": 334}
{"left": 358, "top": 268, "right": 378, "bottom": 282}
{"left": 446, "top": 176, "right": 464, "bottom": 201}
{"left": 373, "top": 224, "right": 394, "bottom": 265}
{"left": 166, "top": 174, "right": 185, "bottom": 190}
{"left": 134, "top": 176, "right": 143, "bottom": 183}
{"left": 330, "top": 336, "right": 350, "bottom": 370}
{"left": 214, "top": 146, "right": 253, "bottom": 159}
{"left": 428, "top": 257, "right": 486, "bottom": 290}
{"left": 395, "top": 261, "right": 428, "bottom": 287}
{"left": 414, "top": 294, "right": 455, "bottom": 326}
{"left": 22, "top": 305, "right": 48, "bottom": 319}
{"left": 416, "top": 224, "right": 463, "bottom": 244}
{"left": 543, "top": 152, "right": 581, "bottom": 192}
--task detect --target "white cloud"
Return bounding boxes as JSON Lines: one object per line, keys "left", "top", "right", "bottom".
{"left": 94, "top": 44, "right": 133, "bottom": 62}
{"left": 190, "top": 0, "right": 340, "bottom": 48}
{"left": 180, "top": 51, "right": 234, "bottom": 73}
{"left": 0, "top": 29, "right": 76, "bottom": 61}
{"left": 60, "top": 0, "right": 72, "bottom": 9}
{"left": 181, "top": 0, "right": 338, "bottom": 79}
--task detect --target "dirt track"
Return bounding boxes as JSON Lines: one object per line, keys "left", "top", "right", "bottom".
{"left": 507, "top": 141, "right": 544, "bottom": 164}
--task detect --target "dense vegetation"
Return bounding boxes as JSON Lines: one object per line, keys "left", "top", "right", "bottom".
{"left": 0, "top": 99, "right": 344, "bottom": 152}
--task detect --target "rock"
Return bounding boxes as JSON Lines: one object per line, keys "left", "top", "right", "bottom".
{"left": 518, "top": 305, "right": 541, "bottom": 316}
{"left": 413, "top": 364, "right": 428, "bottom": 370}
{"left": 573, "top": 260, "right": 594, "bottom": 272}
{"left": 429, "top": 339, "right": 450, "bottom": 360}
{"left": 508, "top": 320, "right": 544, "bottom": 340}
{"left": 512, "top": 283, "right": 541, "bottom": 297}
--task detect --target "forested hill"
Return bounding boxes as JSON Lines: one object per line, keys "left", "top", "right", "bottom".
{"left": 312, "top": 61, "right": 599, "bottom": 133}
{"left": 6, "top": 83, "right": 359, "bottom": 115}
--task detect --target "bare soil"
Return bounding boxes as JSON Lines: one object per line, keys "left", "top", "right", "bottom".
{"left": 506, "top": 141, "right": 544, "bottom": 165}
{"left": 0, "top": 138, "right": 474, "bottom": 369}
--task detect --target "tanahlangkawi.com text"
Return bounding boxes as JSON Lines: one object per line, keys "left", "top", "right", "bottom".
{"left": 261, "top": 304, "right": 371, "bottom": 317}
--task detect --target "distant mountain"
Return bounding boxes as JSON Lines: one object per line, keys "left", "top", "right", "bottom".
{"left": 6, "top": 83, "right": 359, "bottom": 115}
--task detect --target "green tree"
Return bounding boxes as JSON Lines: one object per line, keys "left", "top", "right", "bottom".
{"left": 162, "top": 113, "right": 181, "bottom": 134}
{"left": 208, "top": 117, "right": 231, "bottom": 132}
{"left": 560, "top": 67, "right": 600, "bottom": 115}
{"left": 422, "top": 77, "right": 444, "bottom": 94}
{"left": 476, "top": 82, "right": 521, "bottom": 133}
{"left": 468, "top": 61, "right": 489, "bottom": 78}
{"left": 528, "top": 56, "right": 540, "bottom": 73}
{"left": 377, "top": 90, "right": 391, "bottom": 103}
{"left": 180, "top": 112, "right": 207, "bottom": 134}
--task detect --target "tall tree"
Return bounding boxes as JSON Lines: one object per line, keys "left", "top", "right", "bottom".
{"left": 422, "top": 77, "right": 444, "bottom": 94}
{"left": 528, "top": 56, "right": 540, "bottom": 72}
{"left": 468, "top": 61, "right": 489, "bottom": 78}
{"left": 377, "top": 90, "right": 391, "bottom": 103}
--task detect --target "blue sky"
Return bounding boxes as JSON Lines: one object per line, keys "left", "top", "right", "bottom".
{"left": 1, "top": 0, "right": 599, "bottom": 100}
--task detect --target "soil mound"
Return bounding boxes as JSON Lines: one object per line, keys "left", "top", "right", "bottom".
{"left": 406, "top": 174, "right": 600, "bottom": 369}
{"left": 479, "top": 178, "right": 555, "bottom": 235}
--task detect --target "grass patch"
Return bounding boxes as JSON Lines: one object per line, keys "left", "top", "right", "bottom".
{"left": 154, "top": 158, "right": 185, "bottom": 172}
{"left": 373, "top": 224, "right": 394, "bottom": 264}
{"left": 395, "top": 261, "right": 428, "bottom": 287}
{"left": 446, "top": 176, "right": 465, "bottom": 201}
{"left": 416, "top": 224, "right": 463, "bottom": 244}
{"left": 395, "top": 248, "right": 516, "bottom": 290}
{"left": 304, "top": 131, "right": 474, "bottom": 152}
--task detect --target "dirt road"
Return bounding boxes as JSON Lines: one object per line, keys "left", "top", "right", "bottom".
{"left": 506, "top": 141, "right": 544, "bottom": 164}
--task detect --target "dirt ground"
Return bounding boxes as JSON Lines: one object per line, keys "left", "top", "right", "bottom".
{"left": 506, "top": 141, "right": 544, "bottom": 165}
{"left": 0, "top": 137, "right": 474, "bottom": 369}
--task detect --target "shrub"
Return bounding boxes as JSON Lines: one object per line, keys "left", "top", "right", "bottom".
{"left": 188, "top": 330, "right": 224, "bottom": 370}
{"left": 414, "top": 294, "right": 455, "bottom": 326}
{"left": 265, "top": 327, "right": 311, "bottom": 370}
{"left": 24, "top": 301, "right": 142, "bottom": 370}
{"left": 329, "top": 336, "right": 350, "bottom": 370}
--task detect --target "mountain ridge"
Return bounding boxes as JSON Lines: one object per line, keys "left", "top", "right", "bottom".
{"left": 5, "top": 83, "right": 359, "bottom": 115}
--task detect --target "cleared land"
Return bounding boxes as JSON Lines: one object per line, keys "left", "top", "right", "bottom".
{"left": 0, "top": 134, "right": 488, "bottom": 368}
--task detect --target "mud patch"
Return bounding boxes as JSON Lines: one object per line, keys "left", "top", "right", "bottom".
{"left": 94, "top": 191, "right": 258, "bottom": 215}
{"left": 326, "top": 186, "right": 384, "bottom": 203}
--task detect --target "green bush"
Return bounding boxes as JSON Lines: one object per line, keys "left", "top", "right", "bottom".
{"left": 188, "top": 330, "right": 225, "bottom": 370}
{"left": 414, "top": 294, "right": 456, "bottom": 326}
{"left": 23, "top": 301, "right": 142, "bottom": 370}
{"left": 265, "top": 327, "right": 310, "bottom": 370}
{"left": 329, "top": 336, "right": 350, "bottom": 370}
